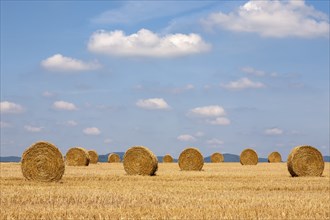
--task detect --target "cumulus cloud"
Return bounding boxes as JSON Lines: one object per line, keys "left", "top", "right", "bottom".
{"left": 83, "top": 127, "right": 101, "bottom": 135}
{"left": 206, "top": 117, "right": 231, "bottom": 125}
{"left": 24, "top": 125, "right": 43, "bottom": 133}
{"left": 177, "top": 134, "right": 196, "bottom": 142}
{"left": 53, "top": 101, "right": 78, "bottom": 111}
{"left": 264, "top": 128, "right": 284, "bottom": 135}
{"left": 41, "top": 54, "right": 101, "bottom": 72}
{"left": 206, "top": 138, "right": 224, "bottom": 145}
{"left": 88, "top": 29, "right": 210, "bottom": 57}
{"left": 0, "top": 101, "right": 24, "bottom": 114}
{"left": 189, "top": 105, "right": 226, "bottom": 117}
{"left": 202, "top": 0, "right": 329, "bottom": 38}
{"left": 136, "top": 98, "right": 170, "bottom": 110}
{"left": 221, "top": 77, "right": 265, "bottom": 90}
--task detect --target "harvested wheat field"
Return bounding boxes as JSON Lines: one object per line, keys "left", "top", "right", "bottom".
{"left": 1, "top": 162, "right": 329, "bottom": 219}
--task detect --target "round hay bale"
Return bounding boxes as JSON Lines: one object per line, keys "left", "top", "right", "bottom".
{"left": 268, "top": 152, "right": 282, "bottom": 163}
{"left": 178, "top": 148, "right": 204, "bottom": 171}
{"left": 108, "top": 153, "right": 121, "bottom": 163}
{"left": 88, "top": 150, "right": 98, "bottom": 164}
{"left": 163, "top": 154, "right": 174, "bottom": 163}
{"left": 123, "top": 146, "right": 158, "bottom": 176}
{"left": 66, "top": 147, "right": 90, "bottom": 166}
{"left": 210, "top": 152, "right": 224, "bottom": 163}
{"left": 21, "top": 141, "right": 65, "bottom": 182}
{"left": 287, "top": 145, "right": 324, "bottom": 177}
{"left": 240, "top": 148, "right": 258, "bottom": 165}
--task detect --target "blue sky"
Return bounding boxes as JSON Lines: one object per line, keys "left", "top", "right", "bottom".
{"left": 1, "top": 0, "right": 329, "bottom": 158}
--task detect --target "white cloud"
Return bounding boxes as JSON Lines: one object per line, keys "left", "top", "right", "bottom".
{"left": 41, "top": 54, "right": 101, "bottom": 72}
{"left": 202, "top": 0, "right": 329, "bottom": 38}
{"left": 177, "top": 134, "right": 196, "bottom": 142}
{"left": 53, "top": 101, "right": 78, "bottom": 111}
{"left": 24, "top": 125, "right": 43, "bottom": 133}
{"left": 42, "top": 91, "right": 55, "bottom": 98}
{"left": 264, "top": 128, "right": 284, "bottom": 135}
{"left": 241, "top": 66, "right": 282, "bottom": 78}
{"left": 221, "top": 77, "right": 265, "bottom": 90}
{"left": 88, "top": 29, "right": 210, "bottom": 57}
{"left": 83, "top": 127, "right": 101, "bottom": 135}
{"left": 189, "top": 105, "right": 226, "bottom": 117}
{"left": 0, "top": 101, "right": 24, "bottom": 114}
{"left": 206, "top": 138, "right": 224, "bottom": 145}
{"left": 104, "top": 138, "right": 113, "bottom": 144}
{"left": 195, "top": 131, "right": 204, "bottom": 137}
{"left": 136, "top": 98, "right": 170, "bottom": 110}
{"left": 66, "top": 120, "right": 78, "bottom": 127}
{"left": 0, "top": 121, "right": 11, "bottom": 128}
{"left": 241, "top": 66, "right": 266, "bottom": 76}
{"left": 206, "top": 117, "right": 231, "bottom": 125}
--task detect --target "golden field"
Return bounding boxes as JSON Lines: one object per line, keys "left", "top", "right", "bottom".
{"left": 1, "top": 162, "right": 329, "bottom": 220}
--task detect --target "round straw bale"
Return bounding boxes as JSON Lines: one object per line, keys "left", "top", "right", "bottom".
{"left": 108, "top": 153, "right": 121, "bottom": 163}
{"left": 163, "top": 154, "right": 174, "bottom": 163}
{"left": 178, "top": 148, "right": 204, "bottom": 171}
{"left": 123, "top": 146, "right": 158, "bottom": 176}
{"left": 210, "top": 152, "right": 224, "bottom": 163}
{"left": 240, "top": 148, "right": 258, "bottom": 165}
{"left": 88, "top": 150, "right": 98, "bottom": 164}
{"left": 287, "top": 145, "right": 324, "bottom": 177}
{"left": 21, "top": 141, "right": 65, "bottom": 182}
{"left": 66, "top": 147, "right": 90, "bottom": 166}
{"left": 268, "top": 152, "right": 282, "bottom": 163}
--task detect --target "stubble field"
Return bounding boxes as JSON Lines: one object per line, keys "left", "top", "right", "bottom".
{"left": 1, "top": 162, "right": 329, "bottom": 220}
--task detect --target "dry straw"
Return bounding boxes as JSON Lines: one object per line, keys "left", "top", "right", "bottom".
{"left": 240, "top": 148, "right": 258, "bottom": 165}
{"left": 21, "top": 141, "right": 65, "bottom": 182}
{"left": 268, "top": 152, "right": 282, "bottom": 163}
{"left": 66, "top": 147, "right": 90, "bottom": 166}
{"left": 123, "top": 146, "right": 158, "bottom": 176}
{"left": 108, "top": 153, "right": 121, "bottom": 163}
{"left": 88, "top": 150, "right": 98, "bottom": 164}
{"left": 287, "top": 145, "right": 324, "bottom": 177}
{"left": 178, "top": 148, "right": 204, "bottom": 171}
{"left": 211, "top": 152, "right": 224, "bottom": 163}
{"left": 163, "top": 154, "right": 174, "bottom": 163}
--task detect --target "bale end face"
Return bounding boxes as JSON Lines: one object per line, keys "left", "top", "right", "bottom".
{"left": 123, "top": 146, "right": 158, "bottom": 176}
{"left": 88, "top": 150, "right": 99, "bottom": 164}
{"left": 66, "top": 147, "right": 90, "bottom": 166}
{"left": 287, "top": 145, "right": 324, "bottom": 177}
{"left": 178, "top": 147, "right": 204, "bottom": 171}
{"left": 108, "top": 153, "right": 121, "bottom": 163}
{"left": 268, "top": 152, "right": 282, "bottom": 163}
{"left": 163, "top": 154, "right": 174, "bottom": 163}
{"left": 240, "top": 148, "right": 258, "bottom": 165}
{"left": 21, "top": 141, "right": 65, "bottom": 182}
{"left": 210, "top": 152, "right": 224, "bottom": 163}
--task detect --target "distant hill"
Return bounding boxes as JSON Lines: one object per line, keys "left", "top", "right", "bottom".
{"left": 0, "top": 156, "right": 21, "bottom": 162}
{"left": 1, "top": 154, "right": 330, "bottom": 163}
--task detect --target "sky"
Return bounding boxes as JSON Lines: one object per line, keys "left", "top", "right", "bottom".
{"left": 1, "top": 0, "right": 329, "bottom": 158}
